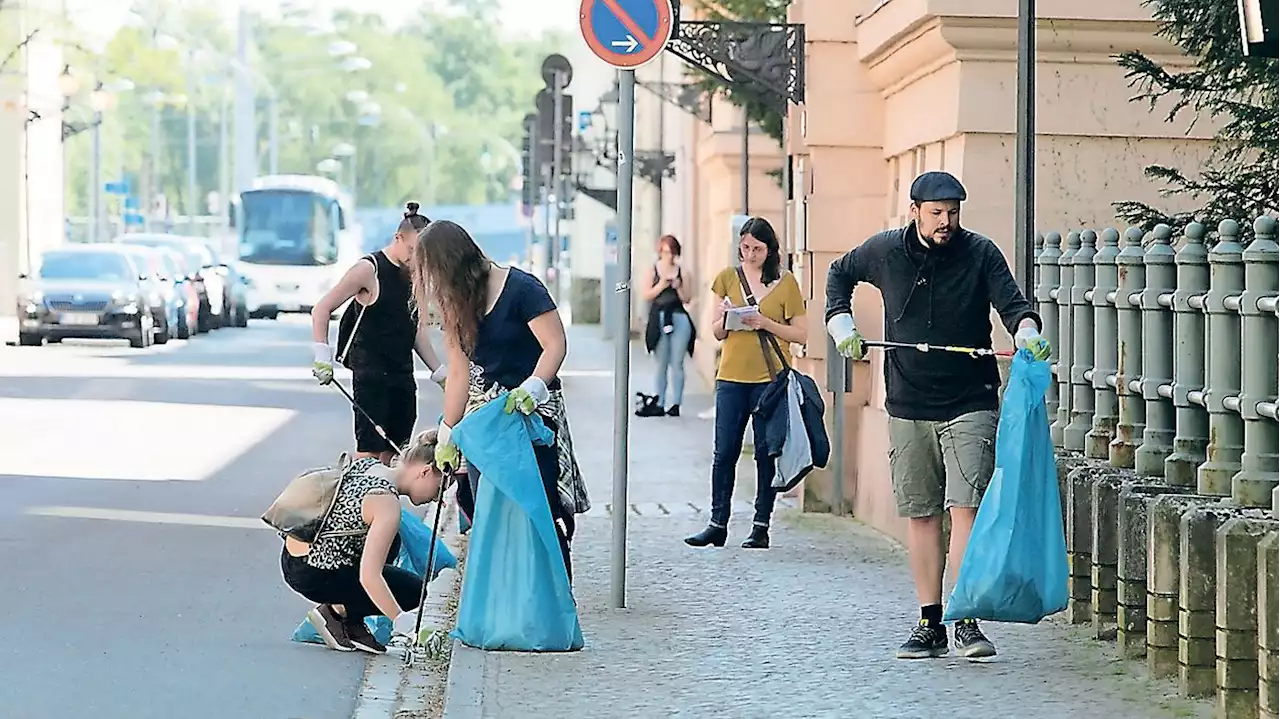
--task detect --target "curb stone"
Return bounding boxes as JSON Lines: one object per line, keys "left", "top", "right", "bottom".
{"left": 351, "top": 492, "right": 468, "bottom": 718}
{"left": 440, "top": 639, "right": 485, "bottom": 718}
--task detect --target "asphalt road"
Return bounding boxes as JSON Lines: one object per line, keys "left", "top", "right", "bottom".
{"left": 0, "top": 315, "right": 444, "bottom": 719}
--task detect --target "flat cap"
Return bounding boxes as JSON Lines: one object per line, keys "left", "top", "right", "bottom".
{"left": 909, "top": 171, "right": 967, "bottom": 203}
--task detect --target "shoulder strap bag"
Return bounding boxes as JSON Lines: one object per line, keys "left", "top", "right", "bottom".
{"left": 735, "top": 266, "right": 790, "bottom": 382}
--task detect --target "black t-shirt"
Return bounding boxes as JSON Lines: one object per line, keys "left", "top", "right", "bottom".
{"left": 471, "top": 267, "right": 561, "bottom": 391}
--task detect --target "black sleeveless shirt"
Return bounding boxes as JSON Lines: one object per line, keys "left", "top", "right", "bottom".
{"left": 336, "top": 251, "right": 417, "bottom": 377}
{"left": 651, "top": 265, "right": 684, "bottom": 309}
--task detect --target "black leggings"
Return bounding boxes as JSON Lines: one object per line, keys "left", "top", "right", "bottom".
{"left": 281, "top": 535, "right": 423, "bottom": 620}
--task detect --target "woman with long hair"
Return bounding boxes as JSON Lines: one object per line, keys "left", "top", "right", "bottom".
{"left": 636, "top": 234, "right": 695, "bottom": 418}
{"left": 684, "top": 217, "right": 808, "bottom": 550}
{"left": 407, "top": 220, "right": 589, "bottom": 574}
{"left": 310, "top": 202, "right": 446, "bottom": 466}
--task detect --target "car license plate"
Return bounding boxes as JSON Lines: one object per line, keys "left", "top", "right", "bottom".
{"left": 60, "top": 312, "right": 100, "bottom": 326}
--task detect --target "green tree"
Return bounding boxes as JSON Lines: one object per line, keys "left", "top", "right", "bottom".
{"left": 688, "top": 0, "right": 790, "bottom": 144}
{"left": 1113, "top": 0, "right": 1278, "bottom": 236}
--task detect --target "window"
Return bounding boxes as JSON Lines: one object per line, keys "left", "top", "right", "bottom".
{"left": 238, "top": 190, "right": 339, "bottom": 266}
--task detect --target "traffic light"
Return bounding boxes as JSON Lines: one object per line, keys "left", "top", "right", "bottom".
{"left": 536, "top": 54, "right": 574, "bottom": 178}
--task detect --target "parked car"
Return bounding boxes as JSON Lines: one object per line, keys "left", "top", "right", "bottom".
{"left": 16, "top": 245, "right": 157, "bottom": 348}
{"left": 116, "top": 233, "right": 228, "bottom": 330}
{"left": 205, "top": 245, "right": 250, "bottom": 328}
{"left": 119, "top": 246, "right": 178, "bottom": 344}
{"left": 156, "top": 248, "right": 200, "bottom": 337}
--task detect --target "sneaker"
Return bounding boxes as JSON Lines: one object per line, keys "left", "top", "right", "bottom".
{"left": 953, "top": 619, "right": 997, "bottom": 658}
{"left": 896, "top": 619, "right": 949, "bottom": 659}
{"left": 344, "top": 618, "right": 388, "bottom": 654}
{"left": 307, "top": 605, "right": 356, "bottom": 652}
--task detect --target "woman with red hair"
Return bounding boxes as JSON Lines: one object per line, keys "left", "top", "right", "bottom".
{"left": 637, "top": 234, "right": 696, "bottom": 417}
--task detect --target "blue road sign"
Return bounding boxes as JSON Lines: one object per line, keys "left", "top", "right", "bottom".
{"left": 578, "top": 109, "right": 592, "bottom": 132}
{"left": 122, "top": 212, "right": 145, "bottom": 226}
{"left": 123, "top": 196, "right": 138, "bottom": 210}
{"left": 579, "top": 0, "right": 673, "bottom": 70}
{"left": 104, "top": 181, "right": 130, "bottom": 195}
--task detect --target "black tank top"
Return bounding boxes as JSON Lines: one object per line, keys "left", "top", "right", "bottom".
{"left": 652, "top": 265, "right": 683, "bottom": 309}
{"left": 336, "top": 251, "right": 417, "bottom": 376}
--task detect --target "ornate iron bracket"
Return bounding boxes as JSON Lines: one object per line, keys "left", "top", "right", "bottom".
{"left": 635, "top": 150, "right": 675, "bottom": 187}
{"left": 637, "top": 80, "right": 712, "bottom": 124}
{"left": 665, "top": 19, "right": 805, "bottom": 113}
{"left": 574, "top": 183, "right": 617, "bottom": 211}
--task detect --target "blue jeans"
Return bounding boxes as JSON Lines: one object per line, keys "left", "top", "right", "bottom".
{"left": 654, "top": 311, "right": 692, "bottom": 406}
{"left": 709, "top": 380, "right": 778, "bottom": 529}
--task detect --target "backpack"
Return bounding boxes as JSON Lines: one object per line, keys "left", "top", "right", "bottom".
{"left": 262, "top": 453, "right": 366, "bottom": 543}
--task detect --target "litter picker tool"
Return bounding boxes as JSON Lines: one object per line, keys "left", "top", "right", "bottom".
{"left": 862, "top": 340, "right": 1014, "bottom": 359}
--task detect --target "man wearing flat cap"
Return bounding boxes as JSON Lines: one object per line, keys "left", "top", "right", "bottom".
{"left": 823, "top": 170, "right": 1051, "bottom": 661}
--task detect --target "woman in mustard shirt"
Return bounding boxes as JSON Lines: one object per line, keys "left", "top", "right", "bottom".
{"left": 685, "top": 217, "right": 808, "bottom": 550}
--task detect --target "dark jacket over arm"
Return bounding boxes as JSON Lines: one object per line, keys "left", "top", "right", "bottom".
{"left": 824, "top": 245, "right": 871, "bottom": 323}
{"left": 981, "top": 242, "right": 1042, "bottom": 337}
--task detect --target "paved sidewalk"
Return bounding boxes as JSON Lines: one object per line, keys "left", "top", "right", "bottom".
{"left": 442, "top": 325, "right": 1211, "bottom": 719}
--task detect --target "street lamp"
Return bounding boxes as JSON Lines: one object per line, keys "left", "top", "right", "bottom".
{"left": 1238, "top": 0, "right": 1278, "bottom": 57}
{"left": 58, "top": 66, "right": 80, "bottom": 99}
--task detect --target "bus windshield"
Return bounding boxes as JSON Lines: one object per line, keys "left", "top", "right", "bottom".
{"left": 238, "top": 189, "right": 338, "bottom": 266}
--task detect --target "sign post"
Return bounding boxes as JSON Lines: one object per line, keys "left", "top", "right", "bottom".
{"left": 579, "top": 0, "right": 674, "bottom": 610}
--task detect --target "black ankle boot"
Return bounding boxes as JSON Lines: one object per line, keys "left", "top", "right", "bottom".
{"left": 741, "top": 525, "right": 770, "bottom": 549}
{"left": 666, "top": 404, "right": 680, "bottom": 417}
{"left": 684, "top": 525, "right": 727, "bottom": 547}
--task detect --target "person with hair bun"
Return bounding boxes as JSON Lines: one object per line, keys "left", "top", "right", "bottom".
{"left": 310, "top": 202, "right": 446, "bottom": 466}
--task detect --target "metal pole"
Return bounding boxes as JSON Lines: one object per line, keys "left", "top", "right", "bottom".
{"left": 89, "top": 112, "right": 101, "bottom": 243}
{"left": 1014, "top": 0, "right": 1036, "bottom": 296}
{"left": 526, "top": 122, "right": 538, "bottom": 269}
{"left": 186, "top": 61, "right": 198, "bottom": 224}
{"left": 268, "top": 97, "right": 279, "bottom": 175}
{"left": 654, "top": 54, "right": 665, "bottom": 236}
{"left": 740, "top": 106, "right": 749, "bottom": 215}
{"left": 219, "top": 88, "right": 230, "bottom": 224}
{"left": 427, "top": 125, "right": 437, "bottom": 208}
{"left": 551, "top": 71, "right": 565, "bottom": 304}
{"left": 150, "top": 101, "right": 161, "bottom": 232}
{"left": 828, "top": 334, "right": 846, "bottom": 515}
{"left": 610, "top": 69, "right": 636, "bottom": 610}
{"left": 542, "top": 164, "right": 552, "bottom": 281}
{"left": 233, "top": 6, "right": 256, "bottom": 192}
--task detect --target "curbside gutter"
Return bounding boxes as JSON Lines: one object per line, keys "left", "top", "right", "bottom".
{"left": 351, "top": 493, "right": 468, "bottom": 718}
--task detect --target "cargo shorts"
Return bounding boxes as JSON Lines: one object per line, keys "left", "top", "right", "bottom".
{"left": 887, "top": 409, "right": 999, "bottom": 518}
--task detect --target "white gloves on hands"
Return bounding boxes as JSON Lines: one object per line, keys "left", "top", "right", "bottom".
{"left": 429, "top": 364, "right": 449, "bottom": 388}
{"left": 504, "top": 375, "right": 550, "bottom": 415}
{"left": 312, "top": 343, "right": 334, "bottom": 384}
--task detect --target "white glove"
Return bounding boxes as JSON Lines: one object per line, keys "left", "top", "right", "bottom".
{"left": 504, "top": 375, "right": 550, "bottom": 415}
{"left": 1014, "top": 323, "right": 1052, "bottom": 361}
{"left": 312, "top": 342, "right": 334, "bottom": 384}
{"left": 434, "top": 421, "right": 460, "bottom": 472}
{"left": 825, "top": 313, "right": 866, "bottom": 360}
{"left": 392, "top": 610, "right": 421, "bottom": 637}
{"left": 429, "top": 364, "right": 448, "bottom": 387}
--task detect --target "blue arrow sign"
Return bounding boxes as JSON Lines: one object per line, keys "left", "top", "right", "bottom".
{"left": 579, "top": 0, "right": 673, "bottom": 70}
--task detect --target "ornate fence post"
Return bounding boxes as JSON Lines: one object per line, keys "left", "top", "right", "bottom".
{"left": 1053, "top": 231, "right": 1080, "bottom": 446}
{"left": 1038, "top": 232, "right": 1062, "bottom": 427}
{"left": 1112, "top": 227, "right": 1146, "bottom": 468}
{"left": 1136, "top": 224, "right": 1177, "bottom": 477}
{"left": 1230, "top": 215, "right": 1279, "bottom": 507}
{"left": 1167, "top": 222, "right": 1210, "bottom": 487}
{"left": 1198, "top": 219, "right": 1246, "bottom": 497}
{"left": 1065, "top": 229, "right": 1098, "bottom": 452}
{"left": 1088, "top": 228, "right": 1120, "bottom": 459}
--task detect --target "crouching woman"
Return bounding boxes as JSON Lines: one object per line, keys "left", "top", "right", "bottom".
{"left": 281, "top": 430, "right": 444, "bottom": 655}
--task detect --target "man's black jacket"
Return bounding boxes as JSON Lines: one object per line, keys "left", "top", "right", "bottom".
{"left": 824, "top": 223, "right": 1041, "bottom": 422}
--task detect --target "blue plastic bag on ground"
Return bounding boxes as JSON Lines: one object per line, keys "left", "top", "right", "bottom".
{"left": 450, "top": 395, "right": 584, "bottom": 652}
{"left": 943, "top": 349, "right": 1068, "bottom": 624}
{"left": 291, "top": 507, "right": 457, "bottom": 646}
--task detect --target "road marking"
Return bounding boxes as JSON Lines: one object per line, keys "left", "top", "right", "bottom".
{"left": 25, "top": 505, "right": 267, "bottom": 529}
{"left": 0, "top": 398, "right": 295, "bottom": 481}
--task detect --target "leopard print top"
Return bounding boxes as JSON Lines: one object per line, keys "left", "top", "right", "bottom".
{"left": 304, "top": 456, "right": 396, "bottom": 570}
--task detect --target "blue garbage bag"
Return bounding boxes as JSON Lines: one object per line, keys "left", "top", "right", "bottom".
{"left": 291, "top": 507, "right": 457, "bottom": 646}
{"left": 449, "top": 395, "right": 584, "bottom": 652}
{"left": 943, "top": 349, "right": 1068, "bottom": 624}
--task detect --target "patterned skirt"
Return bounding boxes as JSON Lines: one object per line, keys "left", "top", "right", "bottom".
{"left": 464, "top": 363, "right": 591, "bottom": 516}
